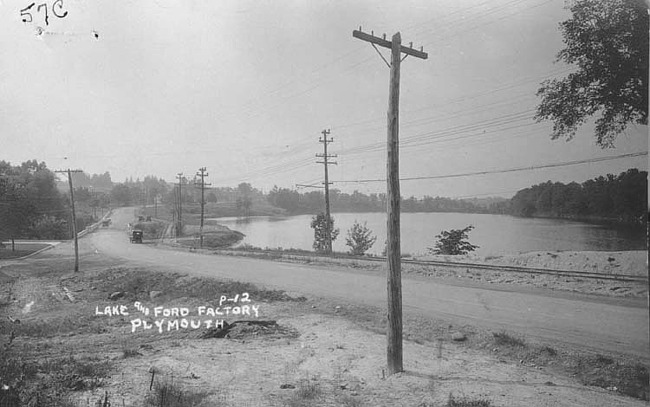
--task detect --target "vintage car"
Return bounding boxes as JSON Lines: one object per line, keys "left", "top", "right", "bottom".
{"left": 130, "top": 230, "right": 144, "bottom": 243}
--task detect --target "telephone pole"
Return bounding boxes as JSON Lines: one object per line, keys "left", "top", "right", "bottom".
{"left": 316, "top": 129, "right": 337, "bottom": 254}
{"left": 176, "top": 173, "right": 183, "bottom": 237}
{"left": 195, "top": 167, "right": 211, "bottom": 249}
{"left": 55, "top": 169, "right": 83, "bottom": 272}
{"left": 353, "top": 28, "right": 427, "bottom": 375}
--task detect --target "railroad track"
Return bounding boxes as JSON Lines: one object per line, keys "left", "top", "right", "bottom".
{"left": 214, "top": 248, "right": 648, "bottom": 283}
{"left": 390, "top": 257, "right": 647, "bottom": 283}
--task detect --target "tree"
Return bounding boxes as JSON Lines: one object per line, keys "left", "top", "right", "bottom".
{"left": 428, "top": 225, "right": 479, "bottom": 255}
{"left": 345, "top": 220, "right": 377, "bottom": 255}
{"left": 0, "top": 160, "right": 66, "bottom": 246}
{"left": 29, "top": 215, "right": 68, "bottom": 239}
{"left": 535, "top": 0, "right": 648, "bottom": 147}
{"left": 236, "top": 182, "right": 253, "bottom": 216}
{"left": 310, "top": 212, "right": 339, "bottom": 253}
{"left": 0, "top": 179, "right": 33, "bottom": 250}
{"left": 110, "top": 184, "right": 133, "bottom": 206}
{"left": 206, "top": 191, "right": 218, "bottom": 203}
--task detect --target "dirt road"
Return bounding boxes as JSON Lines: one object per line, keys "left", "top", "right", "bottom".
{"left": 81, "top": 208, "right": 649, "bottom": 360}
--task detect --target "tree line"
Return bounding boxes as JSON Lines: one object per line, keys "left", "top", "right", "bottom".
{"left": 267, "top": 186, "right": 489, "bottom": 215}
{"left": 508, "top": 169, "right": 647, "bottom": 224}
{"left": 2, "top": 158, "right": 646, "bottom": 246}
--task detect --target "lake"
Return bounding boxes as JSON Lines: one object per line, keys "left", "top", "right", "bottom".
{"left": 211, "top": 212, "right": 646, "bottom": 256}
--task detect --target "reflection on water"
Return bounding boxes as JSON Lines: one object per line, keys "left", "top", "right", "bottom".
{"left": 210, "top": 213, "right": 646, "bottom": 256}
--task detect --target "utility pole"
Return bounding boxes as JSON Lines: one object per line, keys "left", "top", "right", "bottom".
{"left": 353, "top": 28, "right": 427, "bottom": 375}
{"left": 176, "top": 173, "right": 183, "bottom": 237}
{"left": 316, "top": 129, "right": 337, "bottom": 254}
{"left": 195, "top": 167, "right": 211, "bottom": 249}
{"left": 55, "top": 169, "right": 83, "bottom": 272}
{"left": 645, "top": 1, "right": 650, "bottom": 385}
{"left": 89, "top": 186, "right": 96, "bottom": 219}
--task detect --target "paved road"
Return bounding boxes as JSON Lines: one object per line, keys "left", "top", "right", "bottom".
{"left": 81, "top": 208, "right": 649, "bottom": 359}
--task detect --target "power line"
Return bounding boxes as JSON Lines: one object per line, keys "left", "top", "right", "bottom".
{"left": 334, "top": 152, "right": 648, "bottom": 184}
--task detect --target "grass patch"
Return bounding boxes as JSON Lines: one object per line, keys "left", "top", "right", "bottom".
{"left": 201, "top": 231, "right": 245, "bottom": 248}
{"left": 573, "top": 354, "right": 649, "bottom": 400}
{"left": 295, "top": 377, "right": 321, "bottom": 399}
{"left": 446, "top": 393, "right": 493, "bottom": 407}
{"left": 144, "top": 381, "right": 210, "bottom": 407}
{"left": 283, "top": 378, "right": 322, "bottom": 407}
{"left": 122, "top": 347, "right": 141, "bottom": 358}
{"left": 1, "top": 346, "right": 111, "bottom": 406}
{"left": 0, "top": 243, "right": 50, "bottom": 259}
{"left": 492, "top": 331, "right": 526, "bottom": 348}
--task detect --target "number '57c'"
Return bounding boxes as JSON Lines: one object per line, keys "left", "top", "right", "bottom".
{"left": 20, "top": 0, "right": 68, "bottom": 26}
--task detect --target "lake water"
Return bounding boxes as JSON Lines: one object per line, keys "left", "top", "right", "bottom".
{"left": 211, "top": 212, "right": 646, "bottom": 256}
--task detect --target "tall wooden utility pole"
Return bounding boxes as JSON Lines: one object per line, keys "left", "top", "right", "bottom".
{"left": 645, "top": 0, "right": 650, "bottom": 383}
{"left": 55, "top": 169, "right": 83, "bottom": 272}
{"left": 176, "top": 173, "right": 183, "bottom": 237}
{"left": 316, "top": 129, "right": 337, "bottom": 254}
{"left": 353, "top": 28, "right": 427, "bottom": 375}
{"left": 195, "top": 167, "right": 211, "bottom": 249}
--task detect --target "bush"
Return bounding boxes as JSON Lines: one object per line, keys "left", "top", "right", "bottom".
{"left": 345, "top": 221, "right": 377, "bottom": 255}
{"left": 310, "top": 213, "right": 339, "bottom": 253}
{"left": 29, "top": 215, "right": 69, "bottom": 239}
{"left": 428, "top": 225, "right": 478, "bottom": 255}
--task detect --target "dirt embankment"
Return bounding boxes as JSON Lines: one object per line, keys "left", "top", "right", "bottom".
{"left": 418, "top": 250, "right": 648, "bottom": 277}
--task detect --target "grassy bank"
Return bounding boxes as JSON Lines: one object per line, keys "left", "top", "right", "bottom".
{"left": 0, "top": 242, "right": 51, "bottom": 259}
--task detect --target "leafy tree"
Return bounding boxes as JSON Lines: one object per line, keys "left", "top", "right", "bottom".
{"left": 110, "top": 184, "right": 133, "bottom": 206}
{"left": 0, "top": 179, "right": 33, "bottom": 249}
{"left": 0, "top": 160, "right": 66, "bottom": 245}
{"left": 236, "top": 182, "right": 253, "bottom": 216}
{"left": 29, "top": 215, "right": 68, "bottom": 239}
{"left": 508, "top": 169, "right": 646, "bottom": 223}
{"left": 429, "top": 225, "right": 479, "bottom": 255}
{"left": 345, "top": 220, "right": 377, "bottom": 256}
{"left": 310, "top": 212, "right": 339, "bottom": 253}
{"left": 235, "top": 196, "right": 252, "bottom": 216}
{"left": 535, "top": 0, "right": 648, "bottom": 147}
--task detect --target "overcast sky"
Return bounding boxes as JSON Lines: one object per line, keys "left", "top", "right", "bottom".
{"left": 1, "top": 0, "right": 647, "bottom": 198}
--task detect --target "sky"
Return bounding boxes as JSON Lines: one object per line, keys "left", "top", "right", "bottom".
{"left": 1, "top": 0, "right": 648, "bottom": 199}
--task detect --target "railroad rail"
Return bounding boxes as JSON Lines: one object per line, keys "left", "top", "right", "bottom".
{"left": 213, "top": 248, "right": 648, "bottom": 283}
{"left": 384, "top": 257, "right": 647, "bottom": 283}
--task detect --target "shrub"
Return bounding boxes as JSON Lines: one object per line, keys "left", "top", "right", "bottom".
{"left": 345, "top": 221, "right": 377, "bottom": 255}
{"left": 310, "top": 213, "right": 339, "bottom": 253}
{"left": 428, "top": 225, "right": 479, "bottom": 255}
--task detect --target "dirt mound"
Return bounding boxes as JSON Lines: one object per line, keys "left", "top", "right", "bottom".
{"left": 200, "top": 320, "right": 299, "bottom": 340}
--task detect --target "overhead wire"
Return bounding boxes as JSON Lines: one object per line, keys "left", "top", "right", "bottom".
{"left": 333, "top": 152, "right": 648, "bottom": 184}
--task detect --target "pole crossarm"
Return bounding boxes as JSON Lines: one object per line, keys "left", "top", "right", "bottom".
{"left": 296, "top": 184, "right": 325, "bottom": 189}
{"left": 353, "top": 29, "right": 428, "bottom": 59}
